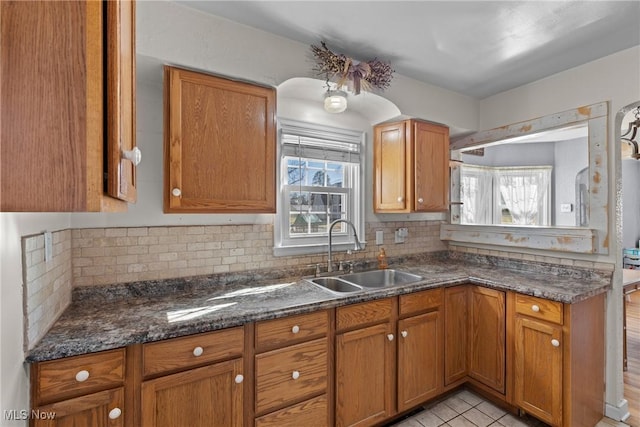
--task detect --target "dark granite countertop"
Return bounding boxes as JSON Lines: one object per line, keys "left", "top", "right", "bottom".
{"left": 26, "top": 252, "right": 612, "bottom": 362}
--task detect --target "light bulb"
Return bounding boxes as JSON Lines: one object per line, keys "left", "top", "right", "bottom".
{"left": 324, "top": 90, "right": 347, "bottom": 113}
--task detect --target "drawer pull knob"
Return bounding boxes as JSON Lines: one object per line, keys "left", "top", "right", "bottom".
{"left": 387, "top": 334, "right": 394, "bottom": 341}
{"left": 172, "top": 188, "right": 182, "bottom": 197}
{"left": 235, "top": 374, "right": 244, "bottom": 384}
{"left": 108, "top": 408, "right": 122, "bottom": 420}
{"left": 122, "top": 147, "right": 142, "bottom": 166}
{"left": 418, "top": 198, "right": 424, "bottom": 204}
{"left": 397, "top": 196, "right": 404, "bottom": 203}
{"left": 193, "top": 346, "right": 204, "bottom": 357}
{"left": 75, "top": 370, "right": 90, "bottom": 382}
{"left": 401, "top": 330, "right": 408, "bottom": 338}
{"left": 531, "top": 304, "right": 540, "bottom": 312}
{"left": 292, "top": 370, "right": 300, "bottom": 380}
{"left": 291, "top": 325, "right": 300, "bottom": 334}
{"left": 551, "top": 339, "right": 560, "bottom": 347}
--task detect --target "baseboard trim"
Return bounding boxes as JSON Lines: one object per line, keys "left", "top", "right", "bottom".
{"left": 605, "top": 400, "right": 630, "bottom": 422}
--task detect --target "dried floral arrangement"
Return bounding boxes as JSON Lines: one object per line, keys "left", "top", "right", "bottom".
{"left": 310, "top": 41, "right": 394, "bottom": 95}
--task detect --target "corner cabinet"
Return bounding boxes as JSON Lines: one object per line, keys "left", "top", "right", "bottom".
{"left": 1, "top": 0, "right": 137, "bottom": 212}
{"left": 163, "top": 66, "right": 276, "bottom": 213}
{"left": 373, "top": 119, "right": 449, "bottom": 213}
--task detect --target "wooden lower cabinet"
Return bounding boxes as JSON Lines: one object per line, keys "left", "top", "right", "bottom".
{"left": 32, "top": 388, "right": 124, "bottom": 427}
{"left": 514, "top": 315, "right": 562, "bottom": 426}
{"left": 141, "top": 358, "right": 244, "bottom": 427}
{"left": 444, "top": 285, "right": 469, "bottom": 385}
{"left": 397, "top": 310, "right": 442, "bottom": 411}
{"left": 468, "top": 286, "right": 506, "bottom": 394}
{"left": 29, "top": 286, "right": 605, "bottom": 427}
{"left": 336, "top": 322, "right": 395, "bottom": 427}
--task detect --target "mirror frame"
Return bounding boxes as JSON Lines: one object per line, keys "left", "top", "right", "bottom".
{"left": 441, "top": 101, "right": 609, "bottom": 255}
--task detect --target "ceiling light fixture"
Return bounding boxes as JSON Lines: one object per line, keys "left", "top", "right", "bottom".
{"left": 324, "top": 89, "right": 348, "bottom": 113}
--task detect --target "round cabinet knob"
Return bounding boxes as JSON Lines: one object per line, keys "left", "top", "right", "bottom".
{"left": 401, "top": 330, "right": 408, "bottom": 338}
{"left": 193, "top": 346, "right": 204, "bottom": 357}
{"left": 418, "top": 198, "right": 424, "bottom": 204}
{"left": 531, "top": 305, "right": 540, "bottom": 313}
{"left": 122, "top": 147, "right": 142, "bottom": 166}
{"left": 108, "top": 408, "right": 122, "bottom": 420}
{"left": 235, "top": 374, "right": 244, "bottom": 384}
{"left": 397, "top": 196, "right": 404, "bottom": 203}
{"left": 171, "top": 188, "right": 182, "bottom": 197}
{"left": 551, "top": 339, "right": 560, "bottom": 347}
{"left": 292, "top": 370, "right": 300, "bottom": 380}
{"left": 75, "top": 370, "right": 90, "bottom": 382}
{"left": 291, "top": 325, "right": 300, "bottom": 334}
{"left": 387, "top": 334, "right": 394, "bottom": 341}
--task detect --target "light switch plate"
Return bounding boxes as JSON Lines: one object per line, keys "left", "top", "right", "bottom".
{"left": 376, "top": 230, "right": 384, "bottom": 245}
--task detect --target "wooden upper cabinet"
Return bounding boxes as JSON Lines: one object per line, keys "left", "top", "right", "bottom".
{"left": 163, "top": 66, "right": 276, "bottom": 213}
{"left": 373, "top": 119, "right": 449, "bottom": 213}
{"left": 0, "top": 0, "right": 137, "bottom": 212}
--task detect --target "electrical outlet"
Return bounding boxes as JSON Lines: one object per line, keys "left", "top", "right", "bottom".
{"left": 394, "top": 229, "right": 405, "bottom": 244}
{"left": 44, "top": 231, "right": 53, "bottom": 262}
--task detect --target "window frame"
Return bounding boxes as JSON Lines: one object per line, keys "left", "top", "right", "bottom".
{"left": 274, "top": 119, "right": 366, "bottom": 256}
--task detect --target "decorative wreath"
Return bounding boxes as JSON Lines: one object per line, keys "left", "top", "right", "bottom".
{"left": 310, "top": 41, "right": 394, "bottom": 95}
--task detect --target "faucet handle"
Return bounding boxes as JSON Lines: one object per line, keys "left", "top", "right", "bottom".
{"left": 338, "top": 261, "right": 345, "bottom": 271}
{"left": 307, "top": 264, "right": 322, "bottom": 277}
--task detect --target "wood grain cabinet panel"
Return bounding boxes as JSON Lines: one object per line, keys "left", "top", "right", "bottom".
{"left": 444, "top": 285, "right": 469, "bottom": 386}
{"left": 255, "top": 394, "right": 329, "bottom": 427}
{"left": 468, "top": 286, "right": 506, "bottom": 393}
{"left": 141, "top": 359, "right": 243, "bottom": 427}
{"left": 336, "top": 322, "right": 395, "bottom": 427}
{"left": 255, "top": 338, "right": 327, "bottom": 414}
{"left": 514, "top": 315, "right": 562, "bottom": 426}
{"left": 163, "top": 66, "right": 276, "bottom": 213}
{"left": 33, "top": 348, "right": 126, "bottom": 405}
{"left": 397, "top": 311, "right": 443, "bottom": 411}
{"left": 32, "top": 388, "right": 125, "bottom": 427}
{"left": 373, "top": 119, "right": 449, "bottom": 213}
{"left": 142, "top": 327, "right": 244, "bottom": 378}
{"left": 255, "top": 311, "right": 328, "bottom": 352}
{"left": 0, "top": 0, "right": 137, "bottom": 211}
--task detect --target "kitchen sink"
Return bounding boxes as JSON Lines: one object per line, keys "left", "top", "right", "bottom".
{"left": 339, "top": 269, "right": 423, "bottom": 288}
{"left": 306, "top": 269, "right": 423, "bottom": 294}
{"left": 306, "top": 277, "right": 363, "bottom": 294}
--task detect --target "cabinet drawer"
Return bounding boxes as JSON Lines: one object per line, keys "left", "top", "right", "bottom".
{"left": 34, "top": 348, "right": 125, "bottom": 405}
{"left": 515, "top": 294, "right": 563, "bottom": 325}
{"left": 255, "top": 394, "right": 328, "bottom": 427}
{"left": 336, "top": 298, "right": 393, "bottom": 331}
{"left": 143, "top": 327, "right": 244, "bottom": 377}
{"left": 256, "top": 311, "right": 328, "bottom": 352}
{"left": 399, "top": 288, "right": 442, "bottom": 316}
{"left": 255, "top": 338, "right": 327, "bottom": 414}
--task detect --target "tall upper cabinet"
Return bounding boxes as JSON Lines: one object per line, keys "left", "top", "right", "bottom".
{"left": 374, "top": 119, "right": 449, "bottom": 213}
{"left": 163, "top": 66, "right": 276, "bottom": 213}
{"left": 0, "top": 0, "right": 138, "bottom": 212}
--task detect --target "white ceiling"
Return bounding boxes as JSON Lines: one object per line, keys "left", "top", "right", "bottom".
{"left": 175, "top": 0, "right": 640, "bottom": 99}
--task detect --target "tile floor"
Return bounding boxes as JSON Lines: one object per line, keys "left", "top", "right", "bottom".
{"left": 387, "top": 388, "right": 631, "bottom": 427}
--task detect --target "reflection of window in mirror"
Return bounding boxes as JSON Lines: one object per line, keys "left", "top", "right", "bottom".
{"left": 457, "top": 123, "right": 588, "bottom": 227}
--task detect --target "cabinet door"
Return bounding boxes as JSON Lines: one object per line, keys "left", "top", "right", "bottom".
{"left": 141, "top": 359, "right": 243, "bottom": 427}
{"left": 514, "top": 316, "right": 562, "bottom": 426}
{"left": 374, "top": 121, "right": 410, "bottom": 212}
{"left": 164, "top": 66, "right": 276, "bottom": 213}
{"left": 444, "top": 286, "right": 468, "bottom": 385}
{"left": 468, "top": 286, "right": 506, "bottom": 393}
{"left": 32, "top": 388, "right": 124, "bottom": 427}
{"left": 106, "top": 0, "right": 137, "bottom": 203}
{"left": 336, "top": 322, "right": 395, "bottom": 426}
{"left": 413, "top": 122, "right": 449, "bottom": 212}
{"left": 397, "top": 311, "right": 442, "bottom": 411}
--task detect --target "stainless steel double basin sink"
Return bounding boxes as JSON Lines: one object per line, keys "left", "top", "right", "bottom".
{"left": 305, "top": 269, "right": 423, "bottom": 294}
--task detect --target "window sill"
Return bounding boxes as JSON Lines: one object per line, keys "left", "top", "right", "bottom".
{"left": 273, "top": 241, "right": 367, "bottom": 257}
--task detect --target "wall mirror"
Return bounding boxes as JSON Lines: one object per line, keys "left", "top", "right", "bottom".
{"left": 441, "top": 102, "right": 609, "bottom": 254}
